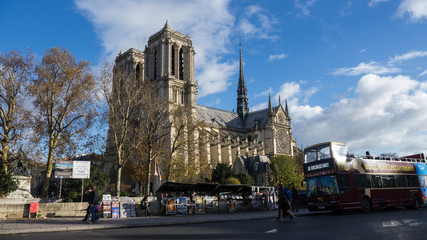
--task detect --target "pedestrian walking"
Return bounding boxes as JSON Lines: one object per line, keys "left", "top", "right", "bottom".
{"left": 81, "top": 187, "right": 92, "bottom": 221}
{"left": 141, "top": 196, "right": 151, "bottom": 217}
{"left": 277, "top": 183, "right": 297, "bottom": 222}
{"left": 88, "top": 185, "right": 99, "bottom": 223}
{"left": 291, "top": 186, "right": 299, "bottom": 212}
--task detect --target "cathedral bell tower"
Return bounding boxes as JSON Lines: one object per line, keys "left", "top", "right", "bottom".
{"left": 145, "top": 21, "right": 198, "bottom": 107}
{"left": 237, "top": 43, "right": 249, "bottom": 120}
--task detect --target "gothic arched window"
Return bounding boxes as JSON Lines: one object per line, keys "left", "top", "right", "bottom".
{"left": 179, "top": 48, "right": 184, "bottom": 80}
{"left": 171, "top": 45, "right": 175, "bottom": 76}
{"left": 154, "top": 50, "right": 158, "bottom": 79}
{"left": 136, "top": 63, "right": 142, "bottom": 83}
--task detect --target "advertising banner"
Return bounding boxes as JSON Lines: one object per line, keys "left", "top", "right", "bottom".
{"left": 165, "top": 198, "right": 176, "bottom": 215}
{"left": 415, "top": 163, "right": 427, "bottom": 204}
{"left": 120, "top": 197, "right": 131, "bottom": 218}
{"left": 195, "top": 197, "right": 205, "bottom": 214}
{"left": 229, "top": 201, "right": 237, "bottom": 213}
{"left": 102, "top": 194, "right": 112, "bottom": 218}
{"left": 130, "top": 200, "right": 136, "bottom": 217}
{"left": 54, "top": 161, "right": 73, "bottom": 178}
{"left": 72, "top": 161, "right": 90, "bottom": 179}
{"left": 176, "top": 197, "right": 187, "bottom": 215}
{"left": 54, "top": 160, "right": 90, "bottom": 179}
{"left": 205, "top": 197, "right": 214, "bottom": 208}
{"left": 112, "top": 198, "right": 120, "bottom": 218}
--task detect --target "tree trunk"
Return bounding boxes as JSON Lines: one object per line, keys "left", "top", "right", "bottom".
{"left": 116, "top": 165, "right": 122, "bottom": 197}
{"left": 1, "top": 142, "right": 9, "bottom": 172}
{"left": 144, "top": 148, "right": 152, "bottom": 196}
{"left": 41, "top": 145, "right": 55, "bottom": 198}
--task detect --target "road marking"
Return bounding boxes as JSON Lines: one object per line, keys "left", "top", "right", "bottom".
{"left": 382, "top": 220, "right": 402, "bottom": 227}
{"left": 266, "top": 229, "right": 278, "bottom": 233}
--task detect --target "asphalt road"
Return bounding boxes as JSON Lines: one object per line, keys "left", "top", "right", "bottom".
{"left": 3, "top": 208, "right": 427, "bottom": 240}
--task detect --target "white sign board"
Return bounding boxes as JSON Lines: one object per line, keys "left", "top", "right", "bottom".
{"left": 72, "top": 161, "right": 91, "bottom": 179}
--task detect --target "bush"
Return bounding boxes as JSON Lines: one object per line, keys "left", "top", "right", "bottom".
{"left": 235, "top": 172, "right": 254, "bottom": 185}
{"left": 0, "top": 165, "right": 17, "bottom": 197}
{"left": 225, "top": 177, "right": 241, "bottom": 185}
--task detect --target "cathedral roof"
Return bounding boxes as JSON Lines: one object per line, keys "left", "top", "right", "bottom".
{"left": 196, "top": 105, "right": 279, "bottom": 130}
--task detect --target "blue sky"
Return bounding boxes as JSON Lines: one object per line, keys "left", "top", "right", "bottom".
{"left": 1, "top": 0, "right": 427, "bottom": 156}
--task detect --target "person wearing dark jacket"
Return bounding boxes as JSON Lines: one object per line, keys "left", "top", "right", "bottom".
{"left": 291, "top": 186, "right": 299, "bottom": 212}
{"left": 141, "top": 196, "right": 151, "bottom": 217}
{"left": 277, "top": 183, "right": 297, "bottom": 222}
{"left": 88, "top": 185, "right": 99, "bottom": 223}
{"left": 81, "top": 187, "right": 92, "bottom": 221}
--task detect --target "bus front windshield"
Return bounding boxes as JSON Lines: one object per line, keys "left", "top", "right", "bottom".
{"left": 307, "top": 175, "right": 339, "bottom": 197}
{"left": 332, "top": 143, "right": 348, "bottom": 162}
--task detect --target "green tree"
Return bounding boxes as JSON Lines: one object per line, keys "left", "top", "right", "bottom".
{"left": 29, "top": 47, "right": 96, "bottom": 198}
{"left": 62, "top": 164, "right": 110, "bottom": 202}
{"left": 0, "top": 50, "right": 34, "bottom": 172}
{"left": 225, "top": 177, "right": 241, "bottom": 185}
{"left": 0, "top": 165, "right": 17, "bottom": 197}
{"left": 235, "top": 172, "right": 254, "bottom": 185}
{"left": 270, "top": 155, "right": 303, "bottom": 188}
{"left": 211, "top": 163, "right": 234, "bottom": 184}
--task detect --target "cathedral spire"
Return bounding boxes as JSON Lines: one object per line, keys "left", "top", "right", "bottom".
{"left": 238, "top": 42, "right": 246, "bottom": 90}
{"left": 164, "top": 20, "right": 170, "bottom": 30}
{"left": 285, "top": 99, "right": 289, "bottom": 117}
{"left": 237, "top": 42, "right": 249, "bottom": 121}
{"left": 268, "top": 94, "right": 273, "bottom": 116}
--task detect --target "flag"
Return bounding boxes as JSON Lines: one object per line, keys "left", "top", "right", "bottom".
{"left": 154, "top": 159, "right": 164, "bottom": 181}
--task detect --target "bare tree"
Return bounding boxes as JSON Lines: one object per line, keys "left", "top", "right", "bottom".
{"left": 0, "top": 50, "right": 34, "bottom": 172}
{"left": 101, "top": 62, "right": 169, "bottom": 196}
{"left": 165, "top": 104, "right": 202, "bottom": 182}
{"left": 29, "top": 47, "right": 96, "bottom": 198}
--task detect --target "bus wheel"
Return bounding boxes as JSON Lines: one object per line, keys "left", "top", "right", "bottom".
{"left": 411, "top": 195, "right": 420, "bottom": 210}
{"left": 361, "top": 197, "right": 372, "bottom": 213}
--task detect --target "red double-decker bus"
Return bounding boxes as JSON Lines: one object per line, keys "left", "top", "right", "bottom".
{"left": 304, "top": 142, "right": 424, "bottom": 213}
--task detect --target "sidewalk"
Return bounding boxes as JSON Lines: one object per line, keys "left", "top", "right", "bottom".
{"left": 0, "top": 209, "right": 319, "bottom": 235}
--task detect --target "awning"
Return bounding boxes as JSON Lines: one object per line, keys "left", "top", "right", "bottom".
{"left": 156, "top": 182, "right": 252, "bottom": 195}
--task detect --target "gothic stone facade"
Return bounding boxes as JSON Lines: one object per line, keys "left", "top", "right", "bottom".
{"left": 113, "top": 22, "right": 297, "bottom": 179}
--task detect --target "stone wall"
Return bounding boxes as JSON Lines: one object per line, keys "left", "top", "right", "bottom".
{"left": 0, "top": 197, "right": 158, "bottom": 219}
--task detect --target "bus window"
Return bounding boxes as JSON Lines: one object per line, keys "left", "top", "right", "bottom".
{"left": 307, "top": 175, "right": 339, "bottom": 197}
{"left": 338, "top": 174, "right": 350, "bottom": 192}
{"left": 406, "top": 175, "right": 420, "bottom": 187}
{"left": 305, "top": 148, "right": 317, "bottom": 163}
{"left": 371, "top": 175, "right": 382, "bottom": 188}
{"left": 395, "top": 175, "right": 407, "bottom": 187}
{"left": 332, "top": 144, "right": 348, "bottom": 162}
{"left": 318, "top": 145, "right": 331, "bottom": 160}
{"left": 354, "top": 174, "right": 371, "bottom": 188}
{"left": 381, "top": 175, "right": 396, "bottom": 188}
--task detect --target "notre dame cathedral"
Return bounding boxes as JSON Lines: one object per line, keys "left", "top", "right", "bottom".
{"left": 112, "top": 22, "right": 297, "bottom": 185}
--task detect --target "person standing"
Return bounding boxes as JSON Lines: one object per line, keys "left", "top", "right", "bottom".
{"left": 81, "top": 187, "right": 92, "bottom": 221}
{"left": 291, "top": 186, "right": 299, "bottom": 212}
{"left": 89, "top": 185, "right": 99, "bottom": 223}
{"left": 141, "top": 196, "right": 151, "bottom": 217}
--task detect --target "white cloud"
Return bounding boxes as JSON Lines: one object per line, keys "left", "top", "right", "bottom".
{"left": 275, "top": 82, "right": 301, "bottom": 100}
{"left": 332, "top": 61, "right": 400, "bottom": 76}
{"left": 237, "top": 5, "right": 279, "bottom": 40}
{"left": 74, "top": 0, "right": 236, "bottom": 97}
{"left": 419, "top": 69, "right": 427, "bottom": 77}
{"left": 251, "top": 102, "right": 268, "bottom": 112}
{"left": 389, "top": 50, "right": 427, "bottom": 63}
{"left": 368, "top": 0, "right": 390, "bottom": 7}
{"left": 292, "top": 74, "right": 427, "bottom": 155}
{"left": 396, "top": 0, "right": 427, "bottom": 22}
{"left": 294, "top": 0, "right": 318, "bottom": 17}
{"left": 254, "top": 87, "right": 273, "bottom": 99}
{"left": 268, "top": 53, "right": 288, "bottom": 61}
